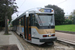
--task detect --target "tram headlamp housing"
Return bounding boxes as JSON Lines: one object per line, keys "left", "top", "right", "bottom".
{"left": 49, "top": 35, "right": 51, "bottom": 37}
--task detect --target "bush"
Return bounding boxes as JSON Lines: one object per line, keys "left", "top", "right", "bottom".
{"left": 0, "top": 26, "right": 2, "bottom": 31}
{"left": 64, "top": 19, "right": 73, "bottom": 24}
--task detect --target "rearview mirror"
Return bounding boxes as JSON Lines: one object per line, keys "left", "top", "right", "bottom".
{"left": 26, "top": 12, "right": 29, "bottom": 17}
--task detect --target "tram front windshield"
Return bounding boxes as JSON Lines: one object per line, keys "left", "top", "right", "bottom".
{"left": 35, "top": 14, "right": 55, "bottom": 26}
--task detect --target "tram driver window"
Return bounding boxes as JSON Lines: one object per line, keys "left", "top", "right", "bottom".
{"left": 29, "top": 14, "right": 35, "bottom": 26}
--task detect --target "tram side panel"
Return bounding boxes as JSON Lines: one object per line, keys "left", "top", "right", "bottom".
{"left": 31, "top": 27, "right": 44, "bottom": 44}
{"left": 16, "top": 17, "right": 24, "bottom": 37}
{"left": 16, "top": 19, "right": 21, "bottom": 35}
{"left": 12, "top": 20, "right": 17, "bottom": 32}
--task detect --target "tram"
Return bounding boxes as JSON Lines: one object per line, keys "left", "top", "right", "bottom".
{"left": 12, "top": 8, "right": 57, "bottom": 45}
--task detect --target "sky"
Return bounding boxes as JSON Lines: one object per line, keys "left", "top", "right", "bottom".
{"left": 12, "top": 0, "right": 75, "bottom": 20}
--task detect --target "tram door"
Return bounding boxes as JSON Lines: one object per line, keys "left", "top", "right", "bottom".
{"left": 28, "top": 16, "right": 31, "bottom": 40}
{"left": 24, "top": 16, "right": 27, "bottom": 39}
{"left": 24, "top": 15, "right": 31, "bottom": 40}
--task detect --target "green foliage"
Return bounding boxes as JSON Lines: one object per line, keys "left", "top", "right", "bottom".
{"left": 69, "top": 10, "right": 75, "bottom": 24}
{"left": 64, "top": 19, "right": 73, "bottom": 24}
{"left": 69, "top": 15, "right": 72, "bottom": 20}
{"left": 0, "top": 0, "right": 18, "bottom": 27}
{"left": 45, "top": 5, "right": 65, "bottom": 25}
{"left": 55, "top": 24, "right": 75, "bottom": 32}
{"left": 72, "top": 10, "right": 75, "bottom": 14}
{"left": 0, "top": 26, "right": 2, "bottom": 31}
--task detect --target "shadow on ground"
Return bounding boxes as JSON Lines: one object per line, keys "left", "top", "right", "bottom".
{"left": 0, "top": 45, "right": 19, "bottom": 50}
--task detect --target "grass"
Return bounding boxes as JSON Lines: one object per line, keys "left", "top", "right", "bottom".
{"left": 55, "top": 24, "right": 75, "bottom": 32}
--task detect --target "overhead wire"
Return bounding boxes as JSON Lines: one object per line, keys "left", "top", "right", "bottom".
{"left": 56, "top": 0, "right": 67, "bottom": 5}
{"left": 16, "top": 0, "right": 26, "bottom": 17}
{"left": 20, "top": 0, "right": 26, "bottom": 8}
{"left": 17, "top": 0, "right": 67, "bottom": 17}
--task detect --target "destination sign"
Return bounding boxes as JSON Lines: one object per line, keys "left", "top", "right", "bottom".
{"left": 40, "top": 9, "right": 53, "bottom": 13}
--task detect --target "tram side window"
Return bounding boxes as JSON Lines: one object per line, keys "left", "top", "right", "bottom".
{"left": 18, "top": 19, "right": 19, "bottom": 25}
{"left": 14, "top": 21, "right": 16, "bottom": 26}
{"left": 29, "top": 16, "right": 30, "bottom": 26}
{"left": 12, "top": 21, "right": 14, "bottom": 26}
{"left": 16, "top": 20, "right": 19, "bottom": 26}
{"left": 15, "top": 20, "right": 17, "bottom": 26}
{"left": 12, "top": 20, "right": 19, "bottom": 26}
{"left": 29, "top": 14, "right": 35, "bottom": 26}
{"left": 21, "top": 17, "right": 24, "bottom": 26}
{"left": 29, "top": 14, "right": 39, "bottom": 27}
{"left": 19, "top": 19, "right": 21, "bottom": 25}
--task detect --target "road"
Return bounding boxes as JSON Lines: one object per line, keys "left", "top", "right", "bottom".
{"left": 56, "top": 32, "right": 75, "bottom": 45}
{"left": 13, "top": 32, "right": 74, "bottom": 50}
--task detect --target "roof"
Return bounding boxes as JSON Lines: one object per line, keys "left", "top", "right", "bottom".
{"left": 13, "top": 8, "right": 54, "bottom": 21}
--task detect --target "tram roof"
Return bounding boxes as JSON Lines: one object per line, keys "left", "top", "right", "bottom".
{"left": 13, "top": 8, "right": 54, "bottom": 21}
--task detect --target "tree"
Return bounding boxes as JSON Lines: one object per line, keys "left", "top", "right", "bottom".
{"left": 45, "top": 5, "right": 65, "bottom": 25}
{"left": 69, "top": 15, "right": 72, "bottom": 20}
{"left": 64, "top": 19, "right": 73, "bottom": 24}
{"left": 0, "top": 0, "right": 18, "bottom": 34}
{"left": 69, "top": 10, "right": 75, "bottom": 24}
{"left": 0, "top": 0, "right": 17, "bottom": 22}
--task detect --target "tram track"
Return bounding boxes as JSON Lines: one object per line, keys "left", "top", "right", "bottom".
{"left": 13, "top": 32, "right": 74, "bottom": 50}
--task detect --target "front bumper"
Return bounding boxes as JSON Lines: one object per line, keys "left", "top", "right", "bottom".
{"left": 40, "top": 37, "right": 57, "bottom": 42}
